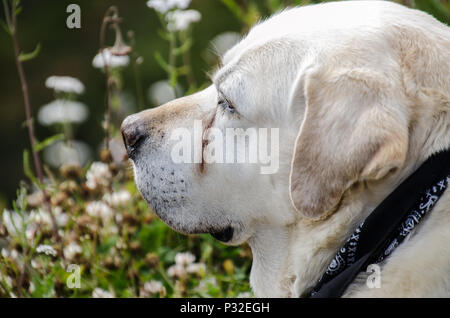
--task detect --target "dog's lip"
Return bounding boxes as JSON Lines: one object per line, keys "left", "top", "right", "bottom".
{"left": 209, "top": 226, "right": 234, "bottom": 243}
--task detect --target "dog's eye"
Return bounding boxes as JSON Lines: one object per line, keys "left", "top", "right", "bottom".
{"left": 218, "top": 97, "right": 235, "bottom": 114}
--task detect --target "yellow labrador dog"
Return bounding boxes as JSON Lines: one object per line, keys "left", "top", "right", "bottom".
{"left": 122, "top": 1, "right": 450, "bottom": 297}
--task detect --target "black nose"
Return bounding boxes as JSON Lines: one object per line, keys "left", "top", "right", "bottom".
{"left": 121, "top": 115, "right": 146, "bottom": 159}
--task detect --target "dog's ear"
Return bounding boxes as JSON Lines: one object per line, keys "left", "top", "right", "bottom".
{"left": 289, "top": 67, "right": 409, "bottom": 219}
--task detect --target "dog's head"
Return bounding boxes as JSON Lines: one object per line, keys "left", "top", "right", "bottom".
{"left": 121, "top": 3, "right": 416, "bottom": 246}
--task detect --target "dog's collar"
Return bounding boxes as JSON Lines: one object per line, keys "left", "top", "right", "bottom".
{"left": 308, "top": 148, "right": 450, "bottom": 298}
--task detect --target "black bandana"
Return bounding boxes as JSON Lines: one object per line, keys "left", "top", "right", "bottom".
{"left": 308, "top": 148, "right": 450, "bottom": 298}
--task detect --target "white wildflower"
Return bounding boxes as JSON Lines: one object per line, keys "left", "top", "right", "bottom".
{"left": 210, "top": 32, "right": 241, "bottom": 57}
{"left": 146, "top": 0, "right": 190, "bottom": 14}
{"left": 26, "top": 190, "right": 44, "bottom": 207}
{"left": 25, "top": 225, "right": 37, "bottom": 240}
{"left": 45, "top": 76, "right": 85, "bottom": 94}
{"left": 86, "top": 162, "right": 112, "bottom": 190}
{"left": 143, "top": 280, "right": 164, "bottom": 294}
{"left": 103, "top": 190, "right": 132, "bottom": 207}
{"left": 186, "top": 262, "right": 206, "bottom": 275}
{"left": 30, "top": 208, "right": 51, "bottom": 227}
{"left": 31, "top": 259, "right": 42, "bottom": 269}
{"left": 92, "top": 48, "right": 130, "bottom": 69}
{"left": 38, "top": 100, "right": 88, "bottom": 126}
{"left": 195, "top": 277, "right": 217, "bottom": 292}
{"left": 43, "top": 140, "right": 91, "bottom": 168}
{"left": 30, "top": 207, "right": 67, "bottom": 228}
{"left": 2, "top": 210, "right": 24, "bottom": 236}
{"left": 4, "top": 276, "right": 13, "bottom": 289}
{"left": 166, "top": 9, "right": 201, "bottom": 31}
{"left": 36, "top": 244, "right": 57, "bottom": 257}
{"left": 1, "top": 248, "right": 19, "bottom": 260}
{"left": 115, "top": 238, "right": 126, "bottom": 249}
{"left": 168, "top": 264, "right": 186, "bottom": 278}
{"left": 55, "top": 212, "right": 69, "bottom": 228}
{"left": 115, "top": 213, "right": 123, "bottom": 224}
{"left": 63, "top": 242, "right": 82, "bottom": 260}
{"left": 148, "top": 80, "right": 182, "bottom": 106}
{"left": 101, "top": 224, "right": 119, "bottom": 236}
{"left": 92, "top": 288, "right": 114, "bottom": 298}
{"left": 175, "top": 252, "right": 195, "bottom": 266}
{"left": 108, "top": 137, "right": 128, "bottom": 163}
{"left": 86, "top": 201, "right": 113, "bottom": 223}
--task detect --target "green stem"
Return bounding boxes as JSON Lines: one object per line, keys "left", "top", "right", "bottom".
{"left": 9, "top": 0, "right": 61, "bottom": 245}
{"left": 168, "top": 31, "right": 178, "bottom": 92}
{"left": 132, "top": 58, "right": 145, "bottom": 111}
{"left": 180, "top": 30, "right": 196, "bottom": 90}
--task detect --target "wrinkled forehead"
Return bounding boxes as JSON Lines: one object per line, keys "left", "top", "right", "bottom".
{"left": 212, "top": 36, "right": 303, "bottom": 123}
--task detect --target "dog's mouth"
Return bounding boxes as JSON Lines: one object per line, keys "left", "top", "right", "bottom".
{"left": 209, "top": 226, "right": 234, "bottom": 243}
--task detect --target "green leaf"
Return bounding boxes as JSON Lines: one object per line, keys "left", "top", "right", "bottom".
{"left": 14, "top": 4, "right": 21, "bottom": 17}
{"left": 157, "top": 29, "right": 171, "bottom": 41}
{"left": 0, "top": 18, "right": 11, "bottom": 35}
{"left": 177, "top": 65, "right": 189, "bottom": 76}
{"left": 19, "top": 42, "right": 41, "bottom": 62}
{"left": 23, "top": 149, "right": 39, "bottom": 186}
{"left": 169, "top": 67, "right": 178, "bottom": 87}
{"left": 267, "top": 0, "right": 282, "bottom": 13}
{"left": 33, "top": 133, "right": 64, "bottom": 152}
{"left": 154, "top": 51, "right": 169, "bottom": 72}
{"left": 173, "top": 38, "right": 192, "bottom": 56}
{"left": 221, "top": 0, "right": 246, "bottom": 23}
{"left": 21, "top": 117, "right": 33, "bottom": 130}
{"left": 414, "top": 0, "right": 450, "bottom": 25}
{"left": 97, "top": 235, "right": 118, "bottom": 255}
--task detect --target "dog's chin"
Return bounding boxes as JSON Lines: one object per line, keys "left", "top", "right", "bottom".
{"left": 142, "top": 197, "right": 237, "bottom": 244}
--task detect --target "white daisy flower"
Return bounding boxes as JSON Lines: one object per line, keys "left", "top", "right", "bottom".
{"left": 103, "top": 190, "right": 132, "bottom": 207}
{"left": 210, "top": 32, "right": 241, "bottom": 58}
{"left": 166, "top": 9, "right": 201, "bottom": 32}
{"left": 174, "top": 251, "right": 196, "bottom": 266}
{"left": 63, "top": 242, "right": 82, "bottom": 260}
{"left": 146, "top": 0, "right": 191, "bottom": 14}
{"left": 168, "top": 264, "right": 186, "bottom": 278}
{"left": 30, "top": 207, "right": 68, "bottom": 228}
{"left": 86, "top": 201, "right": 113, "bottom": 223}
{"left": 2, "top": 210, "right": 24, "bottom": 236}
{"left": 1, "top": 248, "right": 19, "bottom": 260}
{"left": 186, "top": 262, "right": 206, "bottom": 275}
{"left": 86, "top": 162, "right": 112, "bottom": 190}
{"left": 195, "top": 277, "right": 217, "bottom": 291}
{"left": 38, "top": 99, "right": 88, "bottom": 126}
{"left": 92, "top": 288, "right": 114, "bottom": 298}
{"left": 55, "top": 212, "right": 69, "bottom": 228}
{"left": 143, "top": 280, "right": 164, "bottom": 294}
{"left": 45, "top": 76, "right": 85, "bottom": 94}
{"left": 36, "top": 244, "right": 57, "bottom": 257}
{"left": 92, "top": 48, "right": 130, "bottom": 69}
{"left": 43, "top": 140, "right": 91, "bottom": 168}
{"left": 147, "top": 80, "right": 182, "bottom": 106}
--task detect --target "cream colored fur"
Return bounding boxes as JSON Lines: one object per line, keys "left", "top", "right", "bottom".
{"left": 122, "top": 1, "right": 450, "bottom": 297}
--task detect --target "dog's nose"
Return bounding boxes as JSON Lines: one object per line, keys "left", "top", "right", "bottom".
{"left": 121, "top": 114, "right": 147, "bottom": 159}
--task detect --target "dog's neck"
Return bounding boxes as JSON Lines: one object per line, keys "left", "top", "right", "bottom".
{"left": 248, "top": 92, "right": 450, "bottom": 297}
